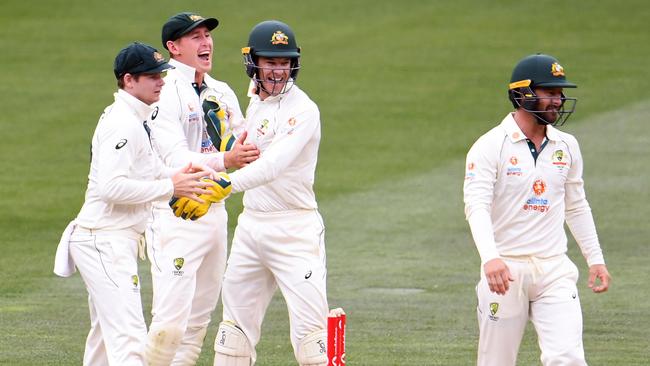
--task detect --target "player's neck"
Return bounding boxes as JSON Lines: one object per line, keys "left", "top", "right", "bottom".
{"left": 194, "top": 72, "right": 205, "bottom": 86}
{"left": 513, "top": 109, "right": 546, "bottom": 142}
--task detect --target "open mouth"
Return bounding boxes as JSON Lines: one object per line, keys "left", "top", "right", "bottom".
{"left": 198, "top": 51, "right": 211, "bottom": 62}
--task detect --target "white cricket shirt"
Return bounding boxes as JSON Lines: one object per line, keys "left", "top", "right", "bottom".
{"left": 229, "top": 84, "right": 320, "bottom": 212}
{"left": 463, "top": 113, "right": 604, "bottom": 266}
{"left": 75, "top": 89, "right": 174, "bottom": 233}
{"left": 148, "top": 58, "right": 245, "bottom": 172}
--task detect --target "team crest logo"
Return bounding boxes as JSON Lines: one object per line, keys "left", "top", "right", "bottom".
{"left": 173, "top": 258, "right": 185, "bottom": 276}
{"left": 153, "top": 51, "right": 164, "bottom": 62}
{"left": 131, "top": 275, "right": 139, "bottom": 288}
{"left": 287, "top": 117, "right": 297, "bottom": 126}
{"left": 488, "top": 302, "right": 500, "bottom": 321}
{"left": 489, "top": 302, "right": 499, "bottom": 316}
{"left": 510, "top": 156, "right": 518, "bottom": 165}
{"left": 551, "top": 62, "right": 565, "bottom": 77}
{"left": 532, "top": 179, "right": 546, "bottom": 196}
{"left": 552, "top": 149, "right": 568, "bottom": 167}
{"left": 271, "top": 31, "right": 289, "bottom": 45}
{"left": 189, "top": 14, "right": 204, "bottom": 22}
{"left": 467, "top": 162, "right": 475, "bottom": 170}
{"left": 174, "top": 257, "right": 184, "bottom": 270}
{"left": 257, "top": 119, "right": 270, "bottom": 137}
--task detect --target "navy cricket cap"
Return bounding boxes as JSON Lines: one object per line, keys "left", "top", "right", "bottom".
{"left": 113, "top": 42, "right": 173, "bottom": 79}
{"left": 162, "top": 12, "right": 219, "bottom": 50}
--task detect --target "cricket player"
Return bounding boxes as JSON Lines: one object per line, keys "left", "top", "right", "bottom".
{"left": 176, "top": 20, "right": 328, "bottom": 365}
{"left": 53, "top": 42, "right": 213, "bottom": 366}
{"left": 143, "top": 12, "right": 259, "bottom": 365}
{"left": 463, "top": 53, "right": 611, "bottom": 366}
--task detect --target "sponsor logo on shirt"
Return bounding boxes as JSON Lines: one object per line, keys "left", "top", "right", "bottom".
{"left": 465, "top": 162, "right": 476, "bottom": 180}
{"left": 523, "top": 179, "right": 550, "bottom": 213}
{"left": 201, "top": 129, "right": 218, "bottom": 153}
{"left": 115, "top": 139, "right": 128, "bottom": 149}
{"left": 507, "top": 155, "right": 523, "bottom": 176}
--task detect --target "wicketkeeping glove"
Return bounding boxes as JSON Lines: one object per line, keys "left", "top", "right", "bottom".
{"left": 169, "top": 173, "right": 233, "bottom": 221}
{"left": 201, "top": 89, "right": 237, "bottom": 152}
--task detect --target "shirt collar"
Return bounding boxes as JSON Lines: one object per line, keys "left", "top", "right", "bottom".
{"left": 500, "top": 113, "right": 563, "bottom": 143}
{"left": 169, "top": 58, "right": 198, "bottom": 84}
{"left": 115, "top": 89, "right": 154, "bottom": 121}
{"left": 501, "top": 113, "right": 527, "bottom": 143}
{"left": 544, "top": 124, "right": 562, "bottom": 142}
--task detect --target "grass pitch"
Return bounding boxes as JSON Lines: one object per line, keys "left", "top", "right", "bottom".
{"left": 1, "top": 0, "right": 649, "bottom": 365}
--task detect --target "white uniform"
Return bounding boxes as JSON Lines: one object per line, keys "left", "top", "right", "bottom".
{"left": 56, "top": 89, "right": 175, "bottom": 366}
{"left": 463, "top": 113, "right": 605, "bottom": 366}
{"left": 145, "top": 58, "right": 245, "bottom": 364}
{"left": 220, "top": 84, "right": 328, "bottom": 364}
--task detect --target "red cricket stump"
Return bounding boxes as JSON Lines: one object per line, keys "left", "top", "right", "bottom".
{"left": 328, "top": 308, "right": 346, "bottom": 366}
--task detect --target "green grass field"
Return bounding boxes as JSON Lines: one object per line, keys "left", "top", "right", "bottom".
{"left": 1, "top": 0, "right": 649, "bottom": 365}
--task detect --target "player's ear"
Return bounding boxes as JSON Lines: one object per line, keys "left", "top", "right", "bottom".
{"left": 166, "top": 40, "right": 180, "bottom": 56}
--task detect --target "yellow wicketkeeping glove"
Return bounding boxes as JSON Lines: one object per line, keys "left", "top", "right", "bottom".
{"left": 201, "top": 89, "right": 237, "bottom": 152}
{"left": 169, "top": 173, "right": 232, "bottom": 221}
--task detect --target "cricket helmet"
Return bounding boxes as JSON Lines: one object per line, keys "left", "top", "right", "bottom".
{"left": 242, "top": 20, "right": 301, "bottom": 86}
{"left": 508, "top": 53, "right": 577, "bottom": 126}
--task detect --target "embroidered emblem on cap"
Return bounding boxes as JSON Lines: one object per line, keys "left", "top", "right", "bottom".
{"left": 271, "top": 31, "right": 289, "bottom": 45}
{"left": 551, "top": 62, "right": 565, "bottom": 77}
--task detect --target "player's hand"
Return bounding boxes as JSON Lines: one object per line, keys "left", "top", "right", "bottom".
{"left": 483, "top": 258, "right": 514, "bottom": 295}
{"left": 171, "top": 163, "right": 214, "bottom": 202}
{"left": 588, "top": 264, "right": 611, "bottom": 293}
{"left": 172, "top": 173, "right": 232, "bottom": 220}
{"left": 224, "top": 131, "right": 260, "bottom": 169}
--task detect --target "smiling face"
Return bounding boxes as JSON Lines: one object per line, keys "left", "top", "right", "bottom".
{"left": 123, "top": 72, "right": 166, "bottom": 105}
{"left": 533, "top": 87, "right": 564, "bottom": 124}
{"left": 167, "top": 25, "right": 213, "bottom": 76}
{"left": 256, "top": 56, "right": 292, "bottom": 100}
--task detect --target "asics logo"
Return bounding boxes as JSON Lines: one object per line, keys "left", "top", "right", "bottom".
{"left": 115, "top": 139, "right": 128, "bottom": 149}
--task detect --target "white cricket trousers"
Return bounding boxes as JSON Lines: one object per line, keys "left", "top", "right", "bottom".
{"left": 146, "top": 202, "right": 228, "bottom": 364}
{"left": 221, "top": 208, "right": 328, "bottom": 364}
{"left": 476, "top": 254, "right": 587, "bottom": 366}
{"left": 68, "top": 226, "right": 146, "bottom": 366}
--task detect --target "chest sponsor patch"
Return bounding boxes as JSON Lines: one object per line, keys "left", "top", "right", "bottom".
{"left": 523, "top": 179, "right": 550, "bottom": 213}
{"left": 507, "top": 155, "right": 523, "bottom": 176}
